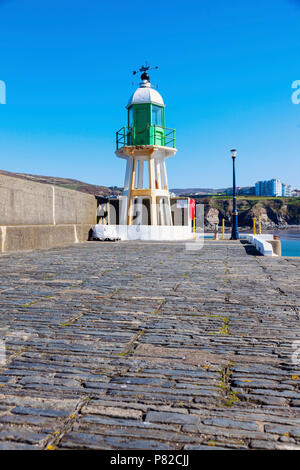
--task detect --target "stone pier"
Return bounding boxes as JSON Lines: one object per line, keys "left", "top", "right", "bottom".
{"left": 0, "top": 239, "right": 299, "bottom": 450}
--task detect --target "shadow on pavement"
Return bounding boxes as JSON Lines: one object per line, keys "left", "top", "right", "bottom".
{"left": 240, "top": 239, "right": 262, "bottom": 256}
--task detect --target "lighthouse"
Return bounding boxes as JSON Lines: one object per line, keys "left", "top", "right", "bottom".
{"left": 116, "top": 65, "right": 177, "bottom": 226}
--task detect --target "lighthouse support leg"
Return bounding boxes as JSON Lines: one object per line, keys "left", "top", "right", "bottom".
{"left": 165, "top": 196, "right": 173, "bottom": 226}
{"left": 127, "top": 158, "right": 137, "bottom": 226}
{"left": 155, "top": 160, "right": 162, "bottom": 189}
{"left": 160, "top": 160, "right": 172, "bottom": 226}
{"left": 135, "top": 160, "right": 144, "bottom": 225}
{"left": 148, "top": 157, "right": 157, "bottom": 225}
{"left": 119, "top": 157, "right": 133, "bottom": 225}
{"left": 137, "top": 160, "right": 144, "bottom": 188}
{"left": 150, "top": 196, "right": 158, "bottom": 226}
{"left": 124, "top": 157, "right": 133, "bottom": 193}
{"left": 161, "top": 160, "right": 169, "bottom": 190}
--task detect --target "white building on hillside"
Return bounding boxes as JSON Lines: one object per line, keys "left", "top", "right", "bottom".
{"left": 255, "top": 179, "right": 293, "bottom": 197}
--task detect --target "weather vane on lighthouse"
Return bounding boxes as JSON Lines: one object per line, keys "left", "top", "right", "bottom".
{"left": 132, "top": 63, "right": 158, "bottom": 81}
{"left": 115, "top": 64, "right": 177, "bottom": 227}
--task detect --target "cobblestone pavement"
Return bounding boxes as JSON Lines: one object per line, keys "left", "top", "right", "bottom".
{"left": 0, "top": 239, "right": 300, "bottom": 450}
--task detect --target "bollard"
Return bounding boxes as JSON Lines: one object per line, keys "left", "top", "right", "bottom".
{"left": 269, "top": 235, "right": 281, "bottom": 256}
{"left": 222, "top": 218, "right": 225, "bottom": 240}
{"left": 193, "top": 217, "right": 196, "bottom": 240}
{"left": 253, "top": 217, "right": 256, "bottom": 236}
{"left": 258, "top": 216, "right": 261, "bottom": 235}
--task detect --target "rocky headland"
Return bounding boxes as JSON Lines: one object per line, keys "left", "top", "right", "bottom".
{"left": 197, "top": 196, "right": 300, "bottom": 229}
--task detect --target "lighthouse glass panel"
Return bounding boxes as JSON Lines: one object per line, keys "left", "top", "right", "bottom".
{"left": 152, "top": 106, "right": 162, "bottom": 126}
{"left": 128, "top": 107, "right": 133, "bottom": 127}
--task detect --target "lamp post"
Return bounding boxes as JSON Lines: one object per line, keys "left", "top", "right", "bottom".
{"left": 230, "top": 149, "right": 239, "bottom": 240}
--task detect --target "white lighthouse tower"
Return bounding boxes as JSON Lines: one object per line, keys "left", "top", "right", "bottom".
{"left": 115, "top": 65, "right": 177, "bottom": 226}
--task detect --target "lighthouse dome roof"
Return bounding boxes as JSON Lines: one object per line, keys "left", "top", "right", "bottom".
{"left": 127, "top": 81, "right": 165, "bottom": 108}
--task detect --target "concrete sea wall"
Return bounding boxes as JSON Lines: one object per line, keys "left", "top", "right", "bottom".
{"left": 246, "top": 234, "right": 277, "bottom": 256}
{"left": 0, "top": 174, "right": 97, "bottom": 252}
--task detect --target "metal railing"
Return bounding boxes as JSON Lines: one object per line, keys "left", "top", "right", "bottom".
{"left": 116, "top": 125, "right": 176, "bottom": 150}
{"left": 156, "top": 126, "right": 176, "bottom": 148}
{"left": 116, "top": 126, "right": 127, "bottom": 149}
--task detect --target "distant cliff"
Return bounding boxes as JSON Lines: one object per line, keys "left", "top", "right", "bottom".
{"left": 196, "top": 196, "right": 300, "bottom": 229}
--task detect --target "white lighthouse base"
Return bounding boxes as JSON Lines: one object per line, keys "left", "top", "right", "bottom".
{"left": 92, "top": 224, "right": 193, "bottom": 241}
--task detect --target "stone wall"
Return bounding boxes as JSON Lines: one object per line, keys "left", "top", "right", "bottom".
{"left": 0, "top": 174, "right": 97, "bottom": 252}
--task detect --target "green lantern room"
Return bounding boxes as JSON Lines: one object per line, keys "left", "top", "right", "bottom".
{"left": 116, "top": 70, "right": 175, "bottom": 149}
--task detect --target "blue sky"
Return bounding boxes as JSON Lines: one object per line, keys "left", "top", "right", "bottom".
{"left": 0, "top": 0, "right": 300, "bottom": 189}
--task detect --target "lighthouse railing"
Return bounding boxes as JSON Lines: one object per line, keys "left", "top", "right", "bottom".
{"left": 153, "top": 126, "right": 176, "bottom": 148}
{"left": 116, "top": 126, "right": 126, "bottom": 149}
{"left": 116, "top": 126, "right": 176, "bottom": 149}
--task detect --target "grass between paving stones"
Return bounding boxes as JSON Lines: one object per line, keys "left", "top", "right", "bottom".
{"left": 118, "top": 329, "right": 145, "bottom": 357}
{"left": 219, "top": 316, "right": 230, "bottom": 335}
{"left": 40, "top": 274, "right": 56, "bottom": 280}
{"left": 217, "top": 362, "right": 240, "bottom": 407}
{"left": 60, "top": 310, "right": 88, "bottom": 327}
{"left": 43, "top": 397, "right": 92, "bottom": 450}
{"left": 151, "top": 299, "right": 166, "bottom": 315}
{"left": 205, "top": 314, "right": 230, "bottom": 336}
{"left": 101, "top": 269, "right": 111, "bottom": 275}
{"left": 23, "top": 295, "right": 53, "bottom": 308}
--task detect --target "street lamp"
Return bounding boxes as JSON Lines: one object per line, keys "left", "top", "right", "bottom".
{"left": 230, "top": 149, "right": 239, "bottom": 240}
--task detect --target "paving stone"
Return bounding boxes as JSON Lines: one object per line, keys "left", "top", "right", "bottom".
{"left": 11, "top": 406, "right": 69, "bottom": 418}
{"left": 81, "top": 415, "right": 181, "bottom": 432}
{"left": 0, "top": 441, "right": 38, "bottom": 450}
{"left": 181, "top": 424, "right": 276, "bottom": 442}
{"left": 250, "top": 440, "right": 300, "bottom": 450}
{"left": 184, "top": 444, "right": 228, "bottom": 450}
{"left": 81, "top": 405, "right": 143, "bottom": 420}
{"left": 265, "top": 424, "right": 300, "bottom": 438}
{"left": 0, "top": 414, "right": 56, "bottom": 427}
{"left": 145, "top": 411, "right": 199, "bottom": 425}
{"left": 59, "top": 432, "right": 174, "bottom": 450}
{"left": 0, "top": 428, "right": 48, "bottom": 445}
{"left": 201, "top": 417, "right": 258, "bottom": 431}
{"left": 290, "top": 399, "right": 300, "bottom": 407}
